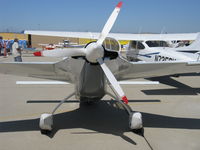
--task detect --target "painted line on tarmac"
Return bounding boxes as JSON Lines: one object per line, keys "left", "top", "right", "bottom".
{"left": 16, "top": 81, "right": 159, "bottom": 85}
{"left": 16, "top": 81, "right": 70, "bottom": 85}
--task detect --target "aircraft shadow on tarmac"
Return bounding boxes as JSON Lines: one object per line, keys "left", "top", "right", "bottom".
{"left": 1, "top": 101, "right": 200, "bottom": 145}
{"left": 144, "top": 75, "right": 200, "bottom": 95}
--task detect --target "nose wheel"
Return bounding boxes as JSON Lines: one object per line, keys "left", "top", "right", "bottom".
{"left": 129, "top": 112, "right": 143, "bottom": 130}
{"left": 39, "top": 113, "right": 53, "bottom": 134}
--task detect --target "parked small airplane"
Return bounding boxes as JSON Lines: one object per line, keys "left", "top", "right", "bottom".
{"left": 1, "top": 2, "right": 200, "bottom": 134}
{"left": 124, "top": 34, "right": 200, "bottom": 62}
{"left": 39, "top": 40, "right": 84, "bottom": 50}
{"left": 39, "top": 43, "right": 57, "bottom": 50}
{"left": 124, "top": 35, "right": 200, "bottom": 62}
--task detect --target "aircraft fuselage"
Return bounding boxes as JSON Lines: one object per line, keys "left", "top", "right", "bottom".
{"left": 76, "top": 61, "right": 106, "bottom": 102}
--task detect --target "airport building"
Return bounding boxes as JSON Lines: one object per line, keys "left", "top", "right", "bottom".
{"left": 0, "top": 32, "right": 95, "bottom": 48}
{"left": 0, "top": 33, "right": 28, "bottom": 40}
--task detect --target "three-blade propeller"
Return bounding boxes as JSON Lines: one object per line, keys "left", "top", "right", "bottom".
{"left": 34, "top": 1, "right": 128, "bottom": 104}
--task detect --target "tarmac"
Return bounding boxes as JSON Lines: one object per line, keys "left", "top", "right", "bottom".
{"left": 0, "top": 55, "right": 200, "bottom": 150}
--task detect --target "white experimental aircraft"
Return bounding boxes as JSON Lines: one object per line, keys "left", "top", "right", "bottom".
{"left": 1, "top": 2, "right": 200, "bottom": 134}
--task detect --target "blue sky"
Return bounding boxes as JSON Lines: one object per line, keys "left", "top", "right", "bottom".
{"left": 0, "top": 0, "right": 200, "bottom": 33}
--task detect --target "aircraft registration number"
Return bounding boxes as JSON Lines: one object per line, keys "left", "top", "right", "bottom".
{"left": 155, "top": 55, "right": 176, "bottom": 61}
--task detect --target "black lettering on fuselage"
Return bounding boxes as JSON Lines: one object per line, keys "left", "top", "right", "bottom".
{"left": 154, "top": 55, "right": 176, "bottom": 61}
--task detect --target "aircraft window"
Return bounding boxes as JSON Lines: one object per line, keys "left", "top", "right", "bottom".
{"left": 146, "top": 41, "right": 169, "bottom": 47}
{"left": 129, "top": 41, "right": 145, "bottom": 50}
{"left": 103, "top": 37, "right": 120, "bottom": 51}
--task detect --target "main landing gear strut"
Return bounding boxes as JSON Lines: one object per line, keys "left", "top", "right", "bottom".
{"left": 39, "top": 92, "right": 75, "bottom": 134}
{"left": 39, "top": 92, "right": 143, "bottom": 134}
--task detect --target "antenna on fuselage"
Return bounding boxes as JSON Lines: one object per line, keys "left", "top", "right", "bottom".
{"left": 160, "top": 26, "right": 166, "bottom": 48}
{"left": 136, "top": 27, "right": 142, "bottom": 50}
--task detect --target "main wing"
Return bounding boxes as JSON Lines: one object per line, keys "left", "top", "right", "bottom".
{"left": 106, "top": 57, "right": 200, "bottom": 81}
{"left": 24, "top": 30, "right": 198, "bottom": 41}
{"left": 0, "top": 58, "right": 84, "bottom": 83}
{"left": 24, "top": 30, "right": 100, "bottom": 40}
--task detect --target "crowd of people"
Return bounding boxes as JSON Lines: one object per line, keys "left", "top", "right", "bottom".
{"left": 0, "top": 36, "right": 27, "bottom": 62}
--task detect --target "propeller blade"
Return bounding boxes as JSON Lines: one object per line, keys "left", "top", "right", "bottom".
{"left": 97, "top": 58, "right": 128, "bottom": 104}
{"left": 97, "top": 1, "right": 122, "bottom": 46}
{"left": 34, "top": 48, "right": 85, "bottom": 57}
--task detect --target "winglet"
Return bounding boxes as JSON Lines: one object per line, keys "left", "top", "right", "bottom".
{"left": 116, "top": 1, "right": 123, "bottom": 8}
{"left": 122, "top": 96, "right": 128, "bottom": 104}
{"left": 34, "top": 51, "right": 42, "bottom": 56}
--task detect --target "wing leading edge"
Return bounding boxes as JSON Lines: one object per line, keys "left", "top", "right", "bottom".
{"left": 24, "top": 30, "right": 198, "bottom": 41}
{"left": 106, "top": 57, "right": 200, "bottom": 81}
{"left": 0, "top": 58, "right": 84, "bottom": 83}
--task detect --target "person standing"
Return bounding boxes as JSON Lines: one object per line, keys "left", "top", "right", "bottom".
{"left": 5, "top": 40, "right": 10, "bottom": 55}
{"left": 12, "top": 38, "right": 22, "bottom": 62}
{"left": 0, "top": 36, "right": 4, "bottom": 56}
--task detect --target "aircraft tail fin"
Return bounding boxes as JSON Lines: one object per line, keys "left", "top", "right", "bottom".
{"left": 175, "top": 33, "right": 200, "bottom": 54}
{"left": 186, "top": 33, "right": 200, "bottom": 50}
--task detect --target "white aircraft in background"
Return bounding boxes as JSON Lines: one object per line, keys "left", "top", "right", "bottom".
{"left": 58, "top": 40, "right": 85, "bottom": 48}
{"left": 39, "top": 43, "right": 57, "bottom": 50}
{"left": 124, "top": 34, "right": 200, "bottom": 62}
{"left": 1, "top": 2, "right": 200, "bottom": 135}
{"left": 38, "top": 40, "right": 84, "bottom": 50}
